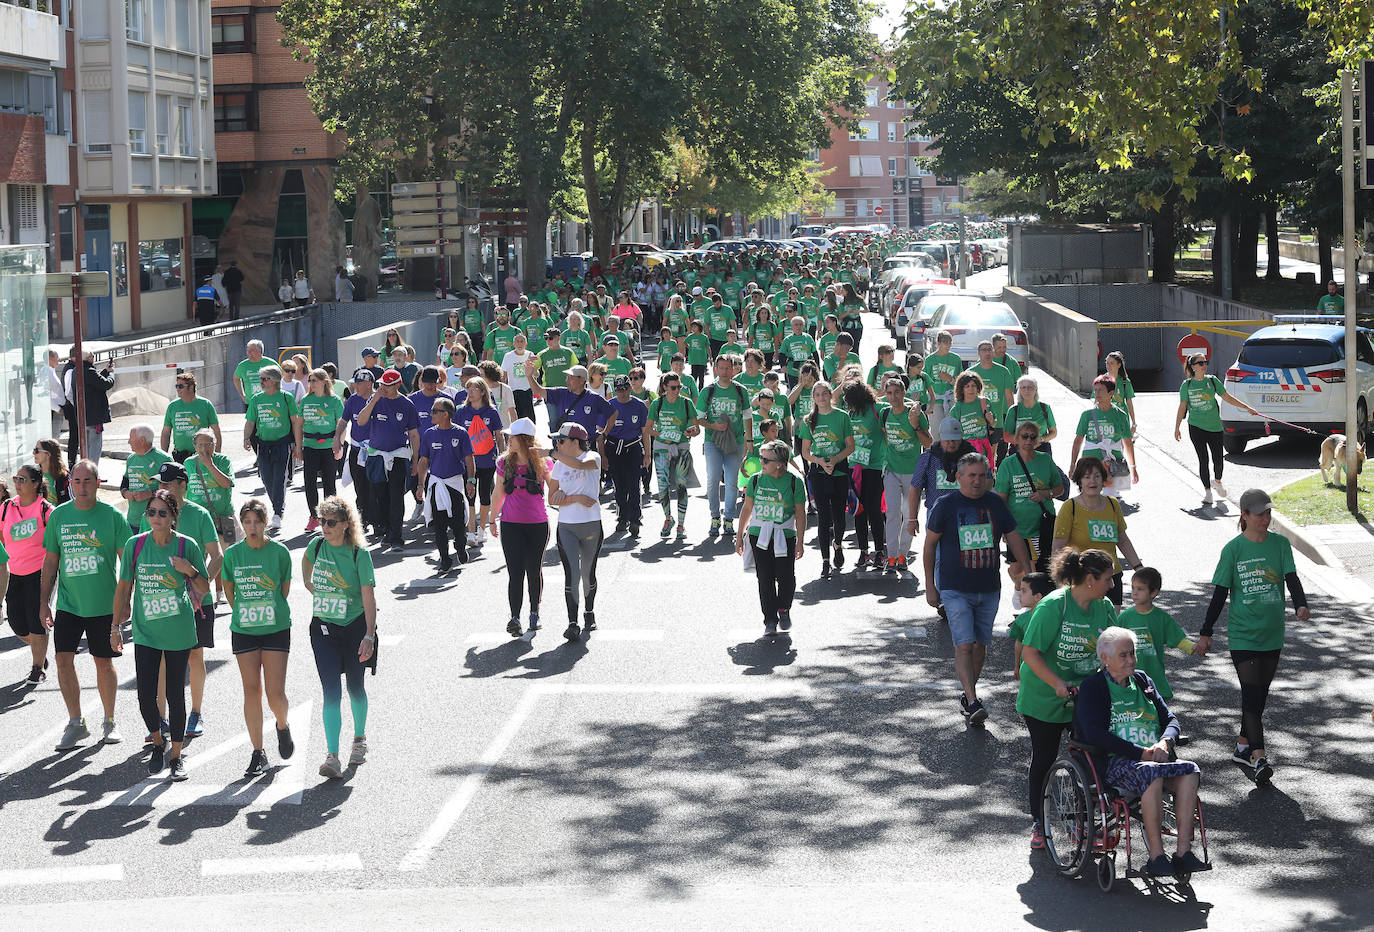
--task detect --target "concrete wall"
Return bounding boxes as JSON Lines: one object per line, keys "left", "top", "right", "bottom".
{"left": 1004, "top": 286, "right": 1099, "bottom": 394}
{"left": 1156, "top": 286, "right": 1273, "bottom": 385}
{"left": 1278, "top": 239, "right": 1374, "bottom": 276}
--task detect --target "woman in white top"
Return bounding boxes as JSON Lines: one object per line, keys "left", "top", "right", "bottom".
{"left": 546, "top": 422, "right": 603, "bottom": 641}
{"left": 501, "top": 332, "right": 537, "bottom": 422}
{"left": 279, "top": 359, "right": 308, "bottom": 404}
{"left": 477, "top": 360, "right": 516, "bottom": 427}
{"left": 292, "top": 271, "right": 314, "bottom": 306}
{"left": 277, "top": 280, "right": 294, "bottom": 309}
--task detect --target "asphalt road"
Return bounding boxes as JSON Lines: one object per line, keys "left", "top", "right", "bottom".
{"left": 2, "top": 300, "right": 1372, "bottom": 930}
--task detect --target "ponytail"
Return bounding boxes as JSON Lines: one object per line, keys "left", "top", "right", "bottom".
{"left": 1050, "top": 547, "right": 1115, "bottom": 587}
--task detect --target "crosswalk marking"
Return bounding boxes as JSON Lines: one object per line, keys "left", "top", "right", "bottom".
{"left": 200, "top": 852, "right": 362, "bottom": 877}
{"left": 0, "top": 863, "right": 123, "bottom": 886}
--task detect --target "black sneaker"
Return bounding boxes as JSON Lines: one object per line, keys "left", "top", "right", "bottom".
{"left": 1252, "top": 756, "right": 1274, "bottom": 784}
{"left": 833, "top": 546, "right": 845, "bottom": 568}
{"left": 147, "top": 743, "right": 166, "bottom": 775}
{"left": 244, "top": 749, "right": 269, "bottom": 778}
{"left": 583, "top": 612, "right": 597, "bottom": 632}
{"left": 855, "top": 551, "right": 869, "bottom": 569}
{"left": 25, "top": 664, "right": 46, "bottom": 685}
{"left": 764, "top": 621, "right": 779, "bottom": 637}
{"left": 967, "top": 697, "right": 988, "bottom": 725}
{"left": 1171, "top": 851, "right": 1211, "bottom": 875}
{"left": 438, "top": 556, "right": 453, "bottom": 573}
{"left": 168, "top": 756, "right": 188, "bottom": 782}
{"left": 507, "top": 618, "right": 523, "bottom": 638}
{"left": 1231, "top": 746, "right": 1252, "bottom": 765}
{"left": 564, "top": 622, "right": 581, "bottom": 641}
{"left": 872, "top": 553, "right": 888, "bottom": 571}
{"left": 1144, "top": 853, "right": 1173, "bottom": 877}
{"left": 778, "top": 610, "right": 792, "bottom": 632}
{"left": 821, "top": 561, "right": 832, "bottom": 579}
{"left": 277, "top": 725, "right": 295, "bottom": 760}
{"left": 528, "top": 613, "right": 540, "bottom": 631}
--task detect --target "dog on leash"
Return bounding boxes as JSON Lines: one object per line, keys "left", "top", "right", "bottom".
{"left": 1319, "top": 434, "right": 1366, "bottom": 486}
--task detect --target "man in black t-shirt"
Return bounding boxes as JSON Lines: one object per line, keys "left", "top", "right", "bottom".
{"left": 221, "top": 261, "right": 244, "bottom": 320}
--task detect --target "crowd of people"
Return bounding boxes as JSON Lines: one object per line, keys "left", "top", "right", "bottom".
{"left": 2, "top": 233, "right": 1309, "bottom": 874}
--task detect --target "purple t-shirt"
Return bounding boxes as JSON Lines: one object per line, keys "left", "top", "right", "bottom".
{"left": 495, "top": 458, "right": 548, "bottom": 524}
{"left": 455, "top": 404, "right": 503, "bottom": 469}
{"left": 420, "top": 425, "right": 474, "bottom": 479}
{"left": 607, "top": 395, "right": 649, "bottom": 442}
{"left": 367, "top": 394, "right": 420, "bottom": 451}
{"left": 409, "top": 389, "right": 445, "bottom": 436}
{"left": 342, "top": 393, "right": 371, "bottom": 447}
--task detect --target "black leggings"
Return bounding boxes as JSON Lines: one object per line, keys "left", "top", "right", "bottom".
{"left": 500, "top": 519, "right": 549, "bottom": 618}
{"left": 808, "top": 463, "right": 850, "bottom": 554}
{"left": 136, "top": 643, "right": 191, "bottom": 742}
{"left": 513, "top": 388, "right": 536, "bottom": 421}
{"left": 1023, "top": 714, "right": 1071, "bottom": 819}
{"left": 750, "top": 534, "right": 796, "bottom": 624}
{"left": 852, "top": 466, "right": 885, "bottom": 555}
{"left": 302, "top": 445, "right": 337, "bottom": 517}
{"left": 1232, "top": 648, "right": 1281, "bottom": 752}
{"left": 431, "top": 494, "right": 467, "bottom": 560}
{"left": 1189, "top": 424, "right": 1224, "bottom": 490}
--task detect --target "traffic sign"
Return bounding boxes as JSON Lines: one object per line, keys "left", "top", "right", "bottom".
{"left": 391, "top": 181, "right": 457, "bottom": 197}
{"left": 397, "top": 243, "right": 465, "bottom": 259}
{"left": 480, "top": 225, "right": 527, "bottom": 237}
{"left": 394, "top": 210, "right": 465, "bottom": 228}
{"left": 45, "top": 271, "right": 110, "bottom": 299}
{"left": 393, "top": 194, "right": 461, "bottom": 213}
{"left": 396, "top": 227, "right": 456, "bottom": 244}
{"left": 874, "top": 205, "right": 884, "bottom": 216}
{"left": 1177, "top": 333, "right": 1212, "bottom": 364}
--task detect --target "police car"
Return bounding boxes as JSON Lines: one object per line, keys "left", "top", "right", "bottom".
{"left": 1220, "top": 316, "right": 1374, "bottom": 453}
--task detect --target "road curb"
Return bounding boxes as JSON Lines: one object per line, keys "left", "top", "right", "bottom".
{"left": 1264, "top": 503, "right": 1342, "bottom": 569}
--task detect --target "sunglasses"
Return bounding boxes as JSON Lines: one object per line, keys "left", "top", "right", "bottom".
{"left": 321, "top": 517, "right": 342, "bottom": 527}
{"left": 13, "top": 475, "right": 32, "bottom": 483}
{"left": 283, "top": 368, "right": 296, "bottom": 373}
{"left": 32, "top": 448, "right": 44, "bottom": 455}
{"left": 259, "top": 377, "right": 274, "bottom": 383}
{"left": 146, "top": 507, "right": 170, "bottom": 518}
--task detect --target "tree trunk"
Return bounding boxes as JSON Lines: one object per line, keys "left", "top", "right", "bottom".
{"left": 216, "top": 165, "right": 285, "bottom": 305}
{"left": 1150, "top": 190, "right": 1177, "bottom": 283}
{"left": 521, "top": 182, "right": 552, "bottom": 294}
{"left": 352, "top": 186, "right": 382, "bottom": 300}
{"left": 1235, "top": 210, "right": 1260, "bottom": 287}
{"left": 1318, "top": 229, "right": 1334, "bottom": 287}
{"left": 581, "top": 124, "right": 615, "bottom": 262}
{"left": 1264, "top": 201, "right": 1282, "bottom": 281}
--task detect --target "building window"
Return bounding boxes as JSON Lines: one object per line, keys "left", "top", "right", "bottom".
{"left": 887, "top": 123, "right": 897, "bottom": 143}
{"left": 58, "top": 206, "right": 75, "bottom": 262}
{"left": 0, "top": 70, "right": 58, "bottom": 134}
{"left": 848, "top": 120, "right": 879, "bottom": 142}
{"left": 888, "top": 157, "right": 898, "bottom": 177}
{"left": 211, "top": 13, "right": 251, "bottom": 53}
{"left": 112, "top": 242, "right": 129, "bottom": 296}
{"left": 176, "top": 98, "right": 192, "bottom": 155}
{"left": 125, "top": 0, "right": 145, "bottom": 42}
{"left": 213, "top": 92, "right": 254, "bottom": 132}
{"left": 864, "top": 86, "right": 878, "bottom": 107}
{"left": 15, "top": 186, "right": 40, "bottom": 231}
{"left": 139, "top": 238, "right": 183, "bottom": 291}
{"left": 85, "top": 90, "right": 111, "bottom": 153}
{"left": 155, "top": 94, "right": 170, "bottom": 154}
{"left": 848, "top": 155, "right": 883, "bottom": 177}
{"left": 128, "top": 91, "right": 147, "bottom": 153}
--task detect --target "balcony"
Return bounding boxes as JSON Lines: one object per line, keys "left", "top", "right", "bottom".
{"left": 0, "top": 3, "right": 61, "bottom": 64}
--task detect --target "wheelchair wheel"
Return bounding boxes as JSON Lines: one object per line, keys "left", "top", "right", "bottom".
{"left": 1096, "top": 852, "right": 1116, "bottom": 892}
{"left": 1042, "top": 756, "right": 1094, "bottom": 878}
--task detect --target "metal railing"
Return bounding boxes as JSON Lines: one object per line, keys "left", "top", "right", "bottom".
{"left": 90, "top": 304, "right": 320, "bottom": 365}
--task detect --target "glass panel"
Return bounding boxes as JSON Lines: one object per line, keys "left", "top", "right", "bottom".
{"left": 128, "top": 91, "right": 147, "bottom": 153}
{"left": 138, "top": 238, "right": 183, "bottom": 291}
{"left": 112, "top": 242, "right": 129, "bottom": 296}
{"left": 0, "top": 245, "right": 49, "bottom": 482}
{"left": 156, "top": 94, "right": 170, "bottom": 154}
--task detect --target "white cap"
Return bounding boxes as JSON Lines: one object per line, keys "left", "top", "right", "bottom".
{"left": 508, "top": 417, "right": 536, "bottom": 437}
{"left": 692, "top": 286, "right": 703, "bottom": 295}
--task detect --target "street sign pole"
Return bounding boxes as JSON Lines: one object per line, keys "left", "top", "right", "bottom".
{"left": 71, "top": 275, "right": 88, "bottom": 460}
{"left": 1342, "top": 69, "right": 1360, "bottom": 513}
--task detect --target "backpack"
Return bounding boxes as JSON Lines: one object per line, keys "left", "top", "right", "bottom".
{"left": 0, "top": 497, "right": 53, "bottom": 534}
{"left": 308, "top": 536, "right": 359, "bottom": 564}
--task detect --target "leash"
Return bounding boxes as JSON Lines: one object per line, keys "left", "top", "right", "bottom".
{"left": 1260, "top": 415, "right": 1323, "bottom": 437}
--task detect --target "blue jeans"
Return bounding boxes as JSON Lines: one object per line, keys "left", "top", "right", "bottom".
{"left": 256, "top": 437, "right": 291, "bottom": 516}
{"left": 703, "top": 439, "right": 742, "bottom": 521}
{"left": 941, "top": 588, "right": 999, "bottom": 647}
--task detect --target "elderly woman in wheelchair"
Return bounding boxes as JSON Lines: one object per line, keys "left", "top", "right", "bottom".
{"left": 1073, "top": 625, "right": 1210, "bottom": 879}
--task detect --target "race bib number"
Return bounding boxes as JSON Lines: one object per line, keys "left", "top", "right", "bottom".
{"left": 313, "top": 594, "right": 349, "bottom": 621}
{"left": 238, "top": 602, "right": 277, "bottom": 628}
{"left": 935, "top": 472, "right": 960, "bottom": 490}
{"left": 958, "top": 522, "right": 994, "bottom": 551}
{"left": 10, "top": 517, "right": 38, "bottom": 541}
{"left": 1087, "top": 518, "right": 1119, "bottom": 543}
{"left": 659, "top": 424, "right": 683, "bottom": 443}
{"left": 141, "top": 592, "right": 181, "bottom": 620}
{"left": 63, "top": 551, "right": 101, "bottom": 576}
{"left": 515, "top": 361, "right": 526, "bottom": 379}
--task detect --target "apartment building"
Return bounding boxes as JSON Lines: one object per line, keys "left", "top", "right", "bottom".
{"left": 196, "top": 0, "right": 346, "bottom": 306}
{"left": 0, "top": 1, "right": 67, "bottom": 250}
{"left": 809, "top": 74, "right": 962, "bottom": 230}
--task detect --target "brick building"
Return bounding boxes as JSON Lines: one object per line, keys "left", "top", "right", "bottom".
{"left": 195, "top": 0, "right": 346, "bottom": 306}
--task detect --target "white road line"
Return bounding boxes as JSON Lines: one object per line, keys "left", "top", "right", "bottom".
{"left": 398, "top": 685, "right": 545, "bottom": 872}
{"left": 0, "top": 864, "right": 123, "bottom": 887}
{"left": 200, "top": 852, "right": 363, "bottom": 877}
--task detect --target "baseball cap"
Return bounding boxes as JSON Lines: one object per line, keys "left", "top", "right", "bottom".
{"left": 551, "top": 422, "right": 589, "bottom": 442}
{"left": 604, "top": 336, "right": 620, "bottom": 346}
{"left": 361, "top": 347, "right": 379, "bottom": 358}
{"left": 565, "top": 364, "right": 590, "bottom": 379}
{"left": 938, "top": 417, "right": 963, "bottom": 442}
{"left": 692, "top": 286, "right": 703, "bottom": 295}
{"left": 157, "top": 461, "right": 189, "bottom": 484}
{"left": 613, "top": 374, "right": 631, "bottom": 391}
{"left": 351, "top": 368, "right": 375, "bottom": 383}
{"left": 1237, "top": 488, "right": 1273, "bottom": 514}
{"left": 378, "top": 369, "right": 402, "bottom": 385}
{"left": 508, "top": 417, "right": 536, "bottom": 437}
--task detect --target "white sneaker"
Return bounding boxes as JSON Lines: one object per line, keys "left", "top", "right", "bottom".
{"left": 56, "top": 718, "right": 90, "bottom": 751}
{"left": 1212, "top": 479, "right": 1227, "bottom": 498}
{"left": 319, "top": 753, "right": 342, "bottom": 779}
{"left": 476, "top": 526, "right": 487, "bottom": 543}
{"left": 1203, "top": 489, "right": 1214, "bottom": 505}
{"left": 349, "top": 736, "right": 368, "bottom": 766}
{"left": 101, "top": 718, "right": 123, "bottom": 745}
{"left": 270, "top": 513, "right": 282, "bottom": 530}
{"left": 466, "top": 531, "right": 478, "bottom": 546}
{"left": 410, "top": 500, "right": 425, "bottom": 521}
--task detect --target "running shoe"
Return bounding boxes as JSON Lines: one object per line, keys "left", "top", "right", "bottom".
{"left": 1144, "top": 854, "right": 1173, "bottom": 877}
{"left": 277, "top": 725, "right": 295, "bottom": 760}
{"left": 884, "top": 557, "right": 897, "bottom": 575}
{"left": 55, "top": 719, "right": 89, "bottom": 751}
{"left": 873, "top": 552, "right": 887, "bottom": 571}
{"left": 26, "top": 663, "right": 46, "bottom": 685}
{"left": 583, "top": 611, "right": 597, "bottom": 632}
{"left": 1171, "top": 851, "right": 1211, "bottom": 874}
{"left": 629, "top": 521, "right": 641, "bottom": 537}
{"left": 305, "top": 516, "right": 319, "bottom": 532}
{"left": 244, "top": 749, "right": 269, "bottom": 778}
{"left": 438, "top": 555, "right": 454, "bottom": 574}
{"left": 1212, "top": 479, "right": 1227, "bottom": 498}
{"left": 1231, "top": 746, "right": 1252, "bottom": 765}
{"left": 147, "top": 743, "right": 166, "bottom": 775}
{"left": 528, "top": 613, "right": 541, "bottom": 631}
{"left": 722, "top": 520, "right": 734, "bottom": 536}
{"left": 507, "top": 618, "right": 523, "bottom": 638}
{"left": 1202, "top": 489, "right": 1214, "bottom": 505}
{"left": 855, "top": 551, "right": 870, "bottom": 568}
{"left": 833, "top": 546, "right": 845, "bottom": 568}
{"left": 1251, "top": 756, "right": 1274, "bottom": 784}
{"left": 778, "top": 610, "right": 792, "bottom": 632}
{"left": 675, "top": 522, "right": 686, "bottom": 538}
{"left": 896, "top": 554, "right": 908, "bottom": 569}
{"left": 101, "top": 718, "right": 122, "bottom": 745}
{"left": 319, "top": 754, "right": 342, "bottom": 779}
{"left": 349, "top": 737, "right": 368, "bottom": 766}
{"left": 466, "top": 531, "right": 479, "bottom": 546}
{"left": 960, "top": 695, "right": 988, "bottom": 725}
{"left": 185, "top": 711, "right": 204, "bottom": 740}
{"left": 410, "top": 500, "right": 425, "bottom": 521}
{"left": 764, "top": 621, "right": 779, "bottom": 637}
{"left": 270, "top": 513, "right": 282, "bottom": 530}
{"left": 710, "top": 517, "right": 721, "bottom": 535}
{"left": 476, "top": 526, "right": 487, "bottom": 543}
{"left": 564, "top": 622, "right": 582, "bottom": 641}
{"left": 661, "top": 517, "right": 674, "bottom": 539}
{"left": 821, "top": 561, "right": 832, "bottom": 579}
{"left": 1030, "top": 821, "right": 1046, "bottom": 850}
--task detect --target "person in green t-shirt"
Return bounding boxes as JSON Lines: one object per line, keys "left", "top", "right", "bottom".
{"left": 114, "top": 489, "right": 210, "bottom": 778}
{"left": 41, "top": 460, "right": 134, "bottom": 749}
{"left": 1003, "top": 376, "right": 1058, "bottom": 459}
{"left": 1015, "top": 548, "right": 1118, "bottom": 831}
{"left": 991, "top": 333, "right": 1022, "bottom": 383}
{"left": 647, "top": 372, "right": 700, "bottom": 536}
{"left": 1072, "top": 375, "right": 1137, "bottom": 498}
{"left": 779, "top": 316, "right": 818, "bottom": 376}
{"left": 866, "top": 344, "right": 901, "bottom": 390}
{"left": 1117, "top": 567, "right": 1196, "bottom": 700}
{"left": 970, "top": 341, "right": 1016, "bottom": 420}
{"left": 994, "top": 422, "right": 1064, "bottom": 580}
{"left": 798, "top": 381, "right": 855, "bottom": 575}
{"left": 244, "top": 366, "right": 304, "bottom": 523}
{"left": 822, "top": 333, "right": 860, "bottom": 382}
{"left": 878, "top": 377, "right": 931, "bottom": 569}
{"left": 748, "top": 306, "right": 780, "bottom": 363}
{"left": 1317, "top": 280, "right": 1343, "bottom": 316}
{"left": 720, "top": 331, "right": 748, "bottom": 359}
{"left": 925, "top": 331, "right": 964, "bottom": 425}
{"left": 302, "top": 495, "right": 377, "bottom": 779}
{"left": 299, "top": 374, "right": 345, "bottom": 530}
{"left": 600, "top": 338, "right": 633, "bottom": 378}
{"left": 1195, "top": 488, "right": 1307, "bottom": 781}
{"left": 234, "top": 341, "right": 272, "bottom": 408}
{"left": 161, "top": 375, "right": 221, "bottom": 461}
{"left": 222, "top": 498, "right": 295, "bottom": 776}
{"left": 1172, "top": 353, "right": 1258, "bottom": 505}
{"left": 484, "top": 308, "right": 520, "bottom": 363}
{"left": 735, "top": 440, "right": 806, "bottom": 636}
{"left": 122, "top": 426, "right": 174, "bottom": 532}
{"left": 1103, "top": 352, "right": 1137, "bottom": 436}
{"left": 537, "top": 331, "right": 579, "bottom": 389}
{"left": 842, "top": 382, "right": 887, "bottom": 565}
{"left": 707, "top": 295, "right": 735, "bottom": 348}
{"left": 685, "top": 321, "right": 711, "bottom": 381}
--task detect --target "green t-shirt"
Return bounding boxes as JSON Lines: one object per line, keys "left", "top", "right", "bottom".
{"left": 186, "top": 453, "right": 234, "bottom": 518}
{"left": 972, "top": 362, "right": 1016, "bottom": 413}
{"left": 818, "top": 331, "right": 840, "bottom": 358}
{"left": 124, "top": 448, "right": 173, "bottom": 531}
{"left": 949, "top": 399, "right": 991, "bottom": 440}
{"left": 721, "top": 341, "right": 747, "bottom": 357}
{"left": 867, "top": 363, "right": 901, "bottom": 389}
{"left": 602, "top": 355, "right": 633, "bottom": 378}
{"left": 1106, "top": 674, "right": 1162, "bottom": 747}
{"left": 1110, "top": 374, "right": 1135, "bottom": 410}
{"left": 648, "top": 395, "right": 694, "bottom": 444}
{"left": 906, "top": 372, "right": 934, "bottom": 408}
{"left": 1180, "top": 375, "right": 1227, "bottom": 433}
{"left": 881, "top": 403, "right": 926, "bottom": 474}
{"left": 736, "top": 371, "right": 765, "bottom": 397}
{"left": 119, "top": 531, "right": 208, "bottom": 651}
{"left": 1317, "top": 293, "right": 1343, "bottom": 316}
{"left": 822, "top": 351, "right": 860, "bottom": 381}
{"left": 696, "top": 382, "right": 749, "bottom": 444}
{"left": 235, "top": 357, "right": 272, "bottom": 403}
{"left": 994, "top": 451, "right": 1060, "bottom": 541}
{"left": 750, "top": 321, "right": 779, "bottom": 352}
{"left": 708, "top": 306, "right": 735, "bottom": 340}
{"left": 1114, "top": 606, "right": 1190, "bottom": 699}
{"left": 666, "top": 302, "right": 691, "bottom": 335}
{"left": 562, "top": 328, "right": 594, "bottom": 360}
{"left": 745, "top": 471, "right": 803, "bottom": 536}
{"left": 674, "top": 372, "right": 699, "bottom": 400}
{"left": 848, "top": 405, "right": 885, "bottom": 468}
{"left": 299, "top": 394, "right": 344, "bottom": 449}
{"left": 685, "top": 333, "right": 711, "bottom": 365}
{"left": 656, "top": 341, "right": 676, "bottom": 372}
{"left": 462, "top": 306, "right": 485, "bottom": 333}
{"left": 1211, "top": 532, "right": 1296, "bottom": 651}
{"left": 1075, "top": 405, "right": 1132, "bottom": 460}
{"left": 222, "top": 539, "right": 293, "bottom": 636}
{"left": 518, "top": 315, "right": 550, "bottom": 353}
{"left": 246, "top": 390, "right": 299, "bottom": 444}
{"left": 486, "top": 324, "right": 520, "bottom": 361}
{"left": 798, "top": 408, "right": 853, "bottom": 460}
{"left": 994, "top": 354, "right": 1022, "bottom": 383}
{"left": 538, "top": 347, "right": 578, "bottom": 389}
{"left": 1016, "top": 588, "right": 1118, "bottom": 723}
{"left": 1003, "top": 401, "right": 1057, "bottom": 437}
{"left": 925, "top": 351, "right": 963, "bottom": 401}
{"left": 792, "top": 387, "right": 814, "bottom": 422}
{"left": 780, "top": 332, "right": 817, "bottom": 365}
{"left": 308, "top": 537, "right": 377, "bottom": 625}
{"left": 799, "top": 296, "right": 822, "bottom": 326}
{"left": 42, "top": 501, "right": 134, "bottom": 618}
{"left": 162, "top": 398, "right": 219, "bottom": 452}
{"left": 177, "top": 499, "right": 218, "bottom": 607}
{"left": 1008, "top": 610, "right": 1030, "bottom": 644}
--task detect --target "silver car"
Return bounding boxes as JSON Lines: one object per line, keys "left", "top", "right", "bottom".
{"left": 903, "top": 284, "right": 968, "bottom": 349}
{"left": 923, "top": 299, "right": 1029, "bottom": 366}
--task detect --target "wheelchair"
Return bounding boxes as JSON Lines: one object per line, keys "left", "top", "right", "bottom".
{"left": 1041, "top": 738, "right": 1210, "bottom": 892}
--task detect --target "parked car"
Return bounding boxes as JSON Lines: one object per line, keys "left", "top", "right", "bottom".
{"left": 1220, "top": 316, "right": 1374, "bottom": 453}
{"left": 902, "top": 283, "right": 967, "bottom": 348}
{"left": 923, "top": 298, "right": 1028, "bottom": 366}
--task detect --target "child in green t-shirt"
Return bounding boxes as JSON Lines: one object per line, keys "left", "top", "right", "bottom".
{"left": 1116, "top": 566, "right": 1196, "bottom": 701}
{"left": 1009, "top": 573, "right": 1055, "bottom": 680}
